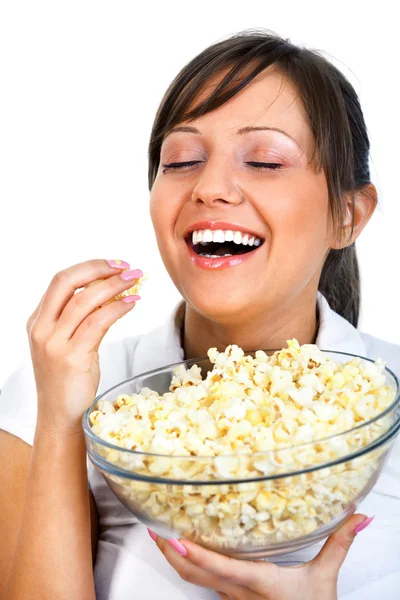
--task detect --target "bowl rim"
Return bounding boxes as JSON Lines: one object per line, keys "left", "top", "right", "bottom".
{"left": 87, "top": 415, "right": 400, "bottom": 485}
{"left": 82, "top": 348, "right": 400, "bottom": 462}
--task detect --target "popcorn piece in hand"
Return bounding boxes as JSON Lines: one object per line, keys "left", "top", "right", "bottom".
{"left": 84, "top": 271, "right": 149, "bottom": 304}
{"left": 114, "top": 272, "right": 149, "bottom": 300}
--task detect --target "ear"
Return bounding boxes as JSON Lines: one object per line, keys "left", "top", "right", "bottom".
{"left": 331, "top": 183, "right": 378, "bottom": 250}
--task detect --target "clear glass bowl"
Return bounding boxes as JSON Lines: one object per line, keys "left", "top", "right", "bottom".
{"left": 83, "top": 351, "right": 400, "bottom": 558}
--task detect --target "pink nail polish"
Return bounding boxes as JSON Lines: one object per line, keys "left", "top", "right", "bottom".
{"left": 167, "top": 538, "right": 187, "bottom": 556}
{"left": 354, "top": 515, "right": 375, "bottom": 534}
{"left": 147, "top": 528, "right": 158, "bottom": 542}
{"left": 120, "top": 269, "right": 144, "bottom": 281}
{"left": 121, "top": 295, "right": 141, "bottom": 303}
{"left": 107, "top": 260, "right": 130, "bottom": 270}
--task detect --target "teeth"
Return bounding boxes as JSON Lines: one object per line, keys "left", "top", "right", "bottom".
{"left": 191, "top": 229, "right": 263, "bottom": 246}
{"left": 233, "top": 231, "right": 242, "bottom": 244}
{"left": 203, "top": 229, "right": 213, "bottom": 243}
{"left": 199, "top": 253, "right": 233, "bottom": 258}
{"left": 213, "top": 230, "right": 225, "bottom": 243}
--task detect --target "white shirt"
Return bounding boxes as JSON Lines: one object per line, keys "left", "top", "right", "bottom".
{"left": 1, "top": 293, "right": 400, "bottom": 600}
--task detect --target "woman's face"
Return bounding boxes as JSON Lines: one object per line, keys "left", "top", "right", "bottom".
{"left": 150, "top": 65, "right": 336, "bottom": 322}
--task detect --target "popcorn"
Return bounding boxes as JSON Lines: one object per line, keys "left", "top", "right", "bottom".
{"left": 83, "top": 271, "right": 149, "bottom": 304}
{"left": 113, "top": 272, "right": 149, "bottom": 300}
{"left": 90, "top": 339, "right": 396, "bottom": 551}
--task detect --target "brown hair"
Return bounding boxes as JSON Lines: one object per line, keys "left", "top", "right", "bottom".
{"left": 148, "top": 28, "right": 374, "bottom": 327}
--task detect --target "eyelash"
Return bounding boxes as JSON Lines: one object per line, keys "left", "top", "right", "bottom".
{"left": 161, "top": 161, "right": 283, "bottom": 173}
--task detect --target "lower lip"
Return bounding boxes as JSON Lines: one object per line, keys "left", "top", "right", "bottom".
{"left": 186, "top": 242, "right": 262, "bottom": 270}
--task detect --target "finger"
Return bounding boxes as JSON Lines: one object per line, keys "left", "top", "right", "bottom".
{"left": 55, "top": 269, "right": 142, "bottom": 342}
{"left": 26, "top": 291, "right": 46, "bottom": 333}
{"left": 172, "top": 538, "right": 264, "bottom": 589}
{"left": 68, "top": 295, "right": 140, "bottom": 353}
{"left": 177, "top": 540, "right": 264, "bottom": 589}
{"left": 312, "top": 513, "right": 374, "bottom": 576}
{"left": 34, "top": 259, "right": 131, "bottom": 331}
{"left": 155, "top": 537, "right": 249, "bottom": 598}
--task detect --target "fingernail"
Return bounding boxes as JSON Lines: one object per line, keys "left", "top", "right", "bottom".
{"left": 167, "top": 538, "right": 187, "bottom": 556}
{"left": 354, "top": 515, "right": 375, "bottom": 534}
{"left": 121, "top": 295, "right": 141, "bottom": 303}
{"left": 107, "top": 260, "right": 130, "bottom": 270}
{"left": 147, "top": 528, "right": 158, "bottom": 542}
{"left": 120, "top": 269, "right": 144, "bottom": 281}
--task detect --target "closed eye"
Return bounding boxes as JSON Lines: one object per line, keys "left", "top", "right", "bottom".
{"left": 246, "top": 162, "right": 283, "bottom": 171}
{"left": 161, "top": 161, "right": 202, "bottom": 172}
{"left": 161, "top": 161, "right": 283, "bottom": 173}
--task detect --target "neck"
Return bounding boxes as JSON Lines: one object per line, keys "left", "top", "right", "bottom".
{"left": 182, "top": 291, "right": 320, "bottom": 361}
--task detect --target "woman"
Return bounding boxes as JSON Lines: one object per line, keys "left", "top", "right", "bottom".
{"left": 1, "top": 29, "right": 399, "bottom": 600}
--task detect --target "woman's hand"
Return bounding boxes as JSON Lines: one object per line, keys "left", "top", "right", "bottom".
{"left": 26, "top": 258, "right": 142, "bottom": 432}
{"left": 151, "top": 513, "right": 374, "bottom": 600}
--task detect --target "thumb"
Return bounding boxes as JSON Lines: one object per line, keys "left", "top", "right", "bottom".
{"left": 312, "top": 514, "right": 375, "bottom": 575}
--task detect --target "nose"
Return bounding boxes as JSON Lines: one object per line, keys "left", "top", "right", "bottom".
{"left": 190, "top": 158, "right": 244, "bottom": 208}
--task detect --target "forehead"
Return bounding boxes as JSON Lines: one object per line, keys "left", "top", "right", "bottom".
{"left": 166, "top": 63, "right": 313, "bottom": 157}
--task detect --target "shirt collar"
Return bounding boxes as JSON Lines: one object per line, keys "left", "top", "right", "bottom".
{"left": 315, "top": 292, "right": 366, "bottom": 356}
{"left": 132, "top": 292, "right": 367, "bottom": 376}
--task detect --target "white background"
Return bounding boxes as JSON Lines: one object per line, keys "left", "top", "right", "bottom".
{"left": 0, "top": 1, "right": 399, "bottom": 386}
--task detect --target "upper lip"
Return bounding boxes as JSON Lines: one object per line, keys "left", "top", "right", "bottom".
{"left": 184, "top": 221, "right": 265, "bottom": 240}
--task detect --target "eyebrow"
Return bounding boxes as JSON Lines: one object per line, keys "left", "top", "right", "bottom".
{"left": 164, "top": 125, "right": 302, "bottom": 150}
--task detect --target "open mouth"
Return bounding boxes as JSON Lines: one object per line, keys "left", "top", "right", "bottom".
{"left": 185, "top": 230, "right": 265, "bottom": 258}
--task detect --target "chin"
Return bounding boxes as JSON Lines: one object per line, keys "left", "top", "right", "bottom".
{"left": 183, "top": 287, "right": 256, "bottom": 324}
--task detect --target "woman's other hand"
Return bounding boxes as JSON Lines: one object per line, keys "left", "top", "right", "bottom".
{"left": 26, "top": 258, "right": 142, "bottom": 431}
{"left": 151, "top": 512, "right": 374, "bottom": 600}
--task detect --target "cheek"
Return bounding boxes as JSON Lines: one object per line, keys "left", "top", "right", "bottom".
{"left": 265, "top": 174, "right": 331, "bottom": 249}
{"left": 149, "top": 177, "right": 165, "bottom": 232}
{"left": 149, "top": 179, "right": 183, "bottom": 266}
{"left": 256, "top": 173, "right": 331, "bottom": 289}
{"left": 150, "top": 179, "right": 174, "bottom": 236}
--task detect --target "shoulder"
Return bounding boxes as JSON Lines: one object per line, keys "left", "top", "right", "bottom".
{"left": 359, "top": 331, "right": 400, "bottom": 378}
